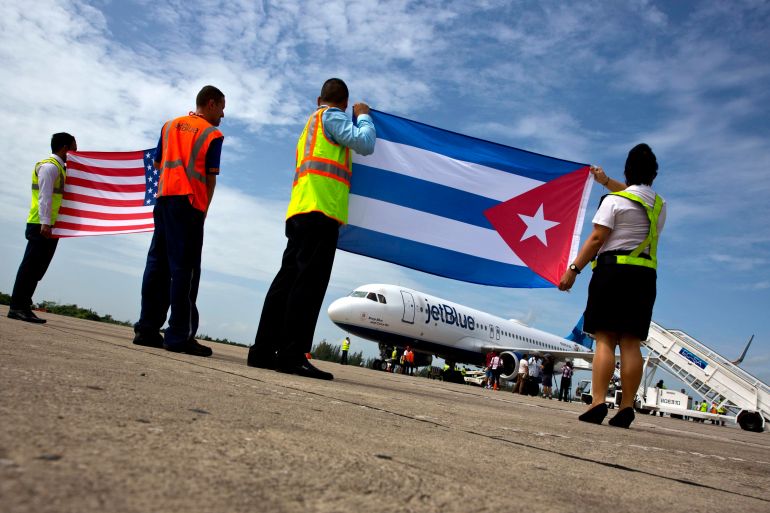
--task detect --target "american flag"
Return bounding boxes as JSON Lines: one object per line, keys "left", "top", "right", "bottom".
{"left": 52, "top": 149, "right": 158, "bottom": 237}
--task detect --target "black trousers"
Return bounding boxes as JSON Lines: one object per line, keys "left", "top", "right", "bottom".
{"left": 135, "top": 196, "right": 205, "bottom": 347}
{"left": 10, "top": 223, "right": 59, "bottom": 310}
{"left": 558, "top": 377, "right": 572, "bottom": 401}
{"left": 251, "top": 212, "right": 339, "bottom": 363}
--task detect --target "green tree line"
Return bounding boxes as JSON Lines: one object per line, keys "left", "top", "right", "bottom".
{"left": 311, "top": 339, "right": 369, "bottom": 366}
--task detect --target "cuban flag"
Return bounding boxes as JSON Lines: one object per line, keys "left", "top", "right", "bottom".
{"left": 337, "top": 110, "right": 593, "bottom": 287}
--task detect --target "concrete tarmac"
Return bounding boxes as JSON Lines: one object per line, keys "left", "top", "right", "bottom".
{"left": 1, "top": 306, "right": 769, "bottom": 513}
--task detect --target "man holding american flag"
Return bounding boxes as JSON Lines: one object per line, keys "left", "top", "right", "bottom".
{"left": 132, "top": 86, "right": 225, "bottom": 357}
{"left": 8, "top": 133, "right": 77, "bottom": 324}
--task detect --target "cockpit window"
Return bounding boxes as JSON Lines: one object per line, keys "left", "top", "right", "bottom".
{"left": 350, "top": 291, "right": 367, "bottom": 298}
{"left": 366, "top": 292, "right": 378, "bottom": 302}
{"left": 377, "top": 294, "right": 387, "bottom": 304}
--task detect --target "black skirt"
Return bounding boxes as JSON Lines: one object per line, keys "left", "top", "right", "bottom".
{"left": 582, "top": 258, "right": 657, "bottom": 340}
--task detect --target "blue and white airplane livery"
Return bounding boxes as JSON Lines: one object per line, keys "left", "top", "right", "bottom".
{"left": 328, "top": 284, "right": 594, "bottom": 378}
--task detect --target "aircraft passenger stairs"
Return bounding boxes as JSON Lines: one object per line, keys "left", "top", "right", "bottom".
{"left": 639, "top": 321, "right": 769, "bottom": 432}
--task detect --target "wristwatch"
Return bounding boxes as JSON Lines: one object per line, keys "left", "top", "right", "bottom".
{"left": 568, "top": 264, "right": 581, "bottom": 274}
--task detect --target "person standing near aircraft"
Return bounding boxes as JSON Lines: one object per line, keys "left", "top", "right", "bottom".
{"left": 516, "top": 355, "right": 529, "bottom": 394}
{"left": 559, "top": 144, "right": 666, "bottom": 429}
{"left": 541, "top": 354, "right": 555, "bottom": 399}
{"left": 8, "top": 133, "right": 77, "bottom": 323}
{"left": 558, "top": 360, "right": 574, "bottom": 402}
{"left": 484, "top": 350, "right": 495, "bottom": 389}
{"left": 489, "top": 351, "right": 502, "bottom": 390}
{"left": 340, "top": 336, "right": 351, "bottom": 365}
{"left": 403, "top": 346, "right": 415, "bottom": 375}
{"left": 248, "top": 78, "right": 376, "bottom": 380}
{"left": 527, "top": 355, "right": 541, "bottom": 396}
{"left": 133, "top": 86, "right": 225, "bottom": 356}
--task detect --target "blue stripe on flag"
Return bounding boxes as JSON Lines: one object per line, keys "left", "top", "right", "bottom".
{"left": 338, "top": 225, "right": 552, "bottom": 288}
{"left": 370, "top": 109, "right": 583, "bottom": 182}
{"left": 353, "top": 164, "right": 497, "bottom": 229}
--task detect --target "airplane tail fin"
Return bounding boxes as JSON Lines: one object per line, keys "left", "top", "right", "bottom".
{"left": 731, "top": 334, "right": 754, "bottom": 365}
{"left": 565, "top": 316, "right": 593, "bottom": 350}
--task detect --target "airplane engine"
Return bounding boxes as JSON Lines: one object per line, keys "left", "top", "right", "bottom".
{"left": 499, "top": 351, "right": 520, "bottom": 380}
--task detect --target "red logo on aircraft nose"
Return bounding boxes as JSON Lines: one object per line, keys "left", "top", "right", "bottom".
{"left": 484, "top": 166, "right": 591, "bottom": 285}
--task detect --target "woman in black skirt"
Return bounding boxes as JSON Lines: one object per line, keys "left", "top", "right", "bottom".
{"left": 559, "top": 144, "right": 666, "bottom": 428}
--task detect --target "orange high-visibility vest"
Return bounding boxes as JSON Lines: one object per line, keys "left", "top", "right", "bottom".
{"left": 157, "top": 114, "right": 223, "bottom": 212}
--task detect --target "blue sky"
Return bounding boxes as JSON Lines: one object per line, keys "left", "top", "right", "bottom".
{"left": 1, "top": 0, "right": 768, "bottom": 383}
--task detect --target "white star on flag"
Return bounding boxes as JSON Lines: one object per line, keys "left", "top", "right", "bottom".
{"left": 518, "top": 204, "right": 560, "bottom": 245}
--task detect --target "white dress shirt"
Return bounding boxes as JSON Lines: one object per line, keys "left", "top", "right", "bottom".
{"left": 36, "top": 154, "right": 65, "bottom": 226}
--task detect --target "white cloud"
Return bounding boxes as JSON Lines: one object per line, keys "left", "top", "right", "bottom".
{"left": 1, "top": 0, "right": 768, "bottom": 372}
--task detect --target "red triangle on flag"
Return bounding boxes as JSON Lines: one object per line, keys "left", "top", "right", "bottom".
{"left": 484, "top": 166, "right": 591, "bottom": 285}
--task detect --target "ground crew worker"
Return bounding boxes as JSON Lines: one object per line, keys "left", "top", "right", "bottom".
{"left": 709, "top": 402, "right": 719, "bottom": 424}
{"left": 8, "top": 133, "right": 77, "bottom": 323}
{"left": 391, "top": 347, "right": 399, "bottom": 373}
{"left": 340, "top": 336, "right": 351, "bottom": 365}
{"left": 402, "top": 347, "right": 411, "bottom": 375}
{"left": 248, "top": 78, "right": 375, "bottom": 380}
{"left": 406, "top": 347, "right": 415, "bottom": 375}
{"left": 717, "top": 404, "right": 727, "bottom": 426}
{"left": 133, "top": 86, "right": 225, "bottom": 357}
{"left": 559, "top": 144, "right": 665, "bottom": 429}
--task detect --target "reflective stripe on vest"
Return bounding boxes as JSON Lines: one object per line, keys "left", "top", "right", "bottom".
{"left": 27, "top": 157, "right": 66, "bottom": 224}
{"left": 592, "top": 191, "right": 663, "bottom": 270}
{"left": 157, "top": 114, "right": 223, "bottom": 212}
{"left": 286, "top": 107, "right": 352, "bottom": 223}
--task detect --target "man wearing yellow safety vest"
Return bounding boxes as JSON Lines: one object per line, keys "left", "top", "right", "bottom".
{"left": 248, "top": 78, "right": 376, "bottom": 380}
{"left": 8, "top": 133, "right": 77, "bottom": 323}
{"left": 133, "top": 86, "right": 225, "bottom": 357}
{"left": 340, "top": 336, "right": 351, "bottom": 365}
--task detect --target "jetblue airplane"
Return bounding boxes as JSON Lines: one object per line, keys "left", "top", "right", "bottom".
{"left": 327, "top": 284, "right": 594, "bottom": 378}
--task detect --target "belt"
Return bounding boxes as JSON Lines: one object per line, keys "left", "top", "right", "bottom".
{"left": 594, "top": 250, "right": 651, "bottom": 267}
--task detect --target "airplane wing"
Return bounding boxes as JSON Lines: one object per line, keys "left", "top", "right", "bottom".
{"left": 481, "top": 343, "right": 594, "bottom": 361}
{"left": 452, "top": 337, "right": 593, "bottom": 361}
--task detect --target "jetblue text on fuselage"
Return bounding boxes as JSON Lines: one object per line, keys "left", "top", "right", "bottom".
{"left": 424, "top": 300, "right": 475, "bottom": 330}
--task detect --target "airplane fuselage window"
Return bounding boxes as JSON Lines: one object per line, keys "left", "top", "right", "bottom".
{"left": 366, "top": 292, "right": 378, "bottom": 302}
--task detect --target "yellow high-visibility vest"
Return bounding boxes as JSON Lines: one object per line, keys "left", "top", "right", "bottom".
{"left": 286, "top": 107, "right": 352, "bottom": 224}
{"left": 592, "top": 191, "right": 663, "bottom": 270}
{"left": 27, "top": 157, "right": 67, "bottom": 224}
{"left": 342, "top": 338, "right": 350, "bottom": 351}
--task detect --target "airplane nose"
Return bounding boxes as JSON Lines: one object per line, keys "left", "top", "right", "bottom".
{"left": 327, "top": 298, "right": 349, "bottom": 322}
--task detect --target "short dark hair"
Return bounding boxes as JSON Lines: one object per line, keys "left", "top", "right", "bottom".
{"left": 320, "top": 78, "right": 349, "bottom": 104}
{"left": 51, "top": 132, "right": 75, "bottom": 153}
{"left": 196, "top": 85, "right": 225, "bottom": 107}
{"left": 624, "top": 143, "right": 658, "bottom": 186}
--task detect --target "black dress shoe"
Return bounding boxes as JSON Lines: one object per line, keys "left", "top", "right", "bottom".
{"left": 164, "top": 338, "right": 213, "bottom": 357}
{"left": 247, "top": 348, "right": 277, "bottom": 369}
{"left": 133, "top": 331, "right": 164, "bottom": 348}
{"left": 276, "top": 358, "right": 334, "bottom": 380}
{"left": 7, "top": 309, "right": 46, "bottom": 324}
{"left": 608, "top": 407, "right": 636, "bottom": 429}
{"left": 578, "top": 403, "right": 608, "bottom": 424}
